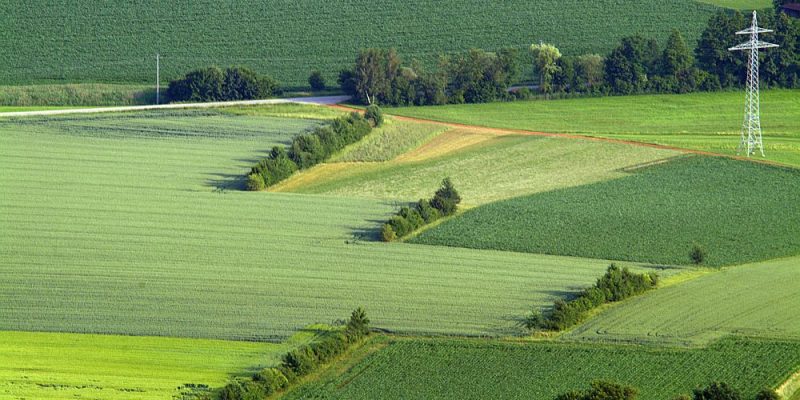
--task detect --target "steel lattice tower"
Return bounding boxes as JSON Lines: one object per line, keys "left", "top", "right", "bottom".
{"left": 729, "top": 11, "right": 778, "bottom": 157}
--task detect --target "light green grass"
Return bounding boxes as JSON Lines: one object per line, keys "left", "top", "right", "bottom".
{"left": 277, "top": 134, "right": 678, "bottom": 206}
{"left": 389, "top": 90, "right": 800, "bottom": 168}
{"left": 283, "top": 336, "right": 800, "bottom": 400}
{"left": 0, "top": 329, "right": 317, "bottom": 400}
{"left": 413, "top": 156, "right": 800, "bottom": 266}
{"left": 0, "top": 1, "right": 720, "bottom": 87}
{"left": 567, "top": 256, "right": 800, "bottom": 346}
{"left": 694, "top": 0, "right": 772, "bottom": 9}
{"left": 0, "top": 84, "right": 154, "bottom": 106}
{"left": 333, "top": 119, "right": 447, "bottom": 162}
{"left": 0, "top": 109, "right": 676, "bottom": 340}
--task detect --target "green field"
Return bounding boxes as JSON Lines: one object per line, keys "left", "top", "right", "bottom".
{"left": 0, "top": 84, "right": 153, "bottom": 106}
{"left": 0, "top": 329, "right": 320, "bottom": 400}
{"left": 389, "top": 90, "right": 800, "bottom": 168}
{"left": 332, "top": 119, "right": 447, "bottom": 162}
{"left": 276, "top": 127, "right": 678, "bottom": 206}
{"left": 0, "top": 1, "right": 719, "bottom": 87}
{"left": 568, "top": 256, "right": 800, "bottom": 345}
{"left": 284, "top": 336, "right": 800, "bottom": 400}
{"left": 0, "top": 107, "right": 681, "bottom": 341}
{"left": 694, "top": 0, "right": 772, "bottom": 9}
{"left": 413, "top": 156, "right": 800, "bottom": 266}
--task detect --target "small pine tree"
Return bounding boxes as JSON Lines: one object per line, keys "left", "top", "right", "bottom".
{"left": 431, "top": 177, "right": 461, "bottom": 216}
{"left": 345, "top": 307, "right": 370, "bottom": 341}
{"left": 308, "top": 70, "right": 326, "bottom": 91}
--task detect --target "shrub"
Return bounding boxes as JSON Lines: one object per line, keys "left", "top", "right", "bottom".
{"left": 388, "top": 215, "right": 412, "bottom": 238}
{"left": 381, "top": 223, "right": 397, "bottom": 242}
{"left": 345, "top": 307, "right": 370, "bottom": 342}
{"left": 364, "top": 104, "right": 384, "bottom": 127}
{"left": 692, "top": 382, "right": 741, "bottom": 400}
{"left": 246, "top": 173, "right": 266, "bottom": 191}
{"left": 308, "top": 70, "right": 326, "bottom": 91}
{"left": 399, "top": 207, "right": 425, "bottom": 231}
{"left": 431, "top": 177, "right": 461, "bottom": 216}
{"left": 254, "top": 367, "right": 289, "bottom": 394}
{"left": 282, "top": 346, "right": 318, "bottom": 376}
{"left": 754, "top": 389, "right": 779, "bottom": 400}
{"left": 416, "top": 199, "right": 441, "bottom": 223}
{"left": 556, "top": 380, "right": 639, "bottom": 400}
{"left": 690, "top": 243, "right": 706, "bottom": 265}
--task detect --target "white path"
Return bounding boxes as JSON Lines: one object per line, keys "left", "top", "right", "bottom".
{"left": 0, "top": 95, "right": 352, "bottom": 117}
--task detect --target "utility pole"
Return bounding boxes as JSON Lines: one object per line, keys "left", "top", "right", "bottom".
{"left": 729, "top": 11, "right": 778, "bottom": 157}
{"left": 156, "top": 53, "right": 160, "bottom": 104}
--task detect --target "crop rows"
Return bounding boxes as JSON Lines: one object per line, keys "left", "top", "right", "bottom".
{"left": 0, "top": 0, "right": 719, "bottom": 86}
{"left": 285, "top": 336, "right": 800, "bottom": 400}
{"left": 0, "top": 109, "right": 673, "bottom": 341}
{"left": 413, "top": 155, "right": 800, "bottom": 266}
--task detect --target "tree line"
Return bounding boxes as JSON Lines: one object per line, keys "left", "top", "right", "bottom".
{"left": 555, "top": 381, "right": 779, "bottom": 400}
{"left": 166, "top": 66, "right": 280, "bottom": 103}
{"left": 219, "top": 308, "right": 370, "bottom": 400}
{"left": 247, "top": 109, "right": 381, "bottom": 191}
{"left": 340, "top": 9, "right": 799, "bottom": 106}
{"left": 381, "top": 178, "right": 461, "bottom": 241}
{"left": 524, "top": 265, "right": 658, "bottom": 331}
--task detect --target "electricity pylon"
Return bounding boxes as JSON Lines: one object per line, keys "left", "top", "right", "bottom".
{"left": 729, "top": 11, "right": 778, "bottom": 157}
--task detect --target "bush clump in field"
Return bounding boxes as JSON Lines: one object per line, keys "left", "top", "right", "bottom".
{"left": 364, "top": 104, "right": 384, "bottom": 127}
{"left": 692, "top": 382, "right": 741, "bottom": 400}
{"left": 380, "top": 178, "right": 460, "bottom": 242}
{"left": 247, "top": 113, "right": 372, "bottom": 190}
{"left": 167, "top": 66, "right": 279, "bottom": 103}
{"left": 526, "top": 264, "right": 658, "bottom": 331}
{"left": 690, "top": 243, "right": 706, "bottom": 265}
{"left": 220, "top": 308, "right": 370, "bottom": 400}
{"left": 556, "top": 380, "right": 639, "bottom": 400}
{"left": 308, "top": 70, "right": 326, "bottom": 91}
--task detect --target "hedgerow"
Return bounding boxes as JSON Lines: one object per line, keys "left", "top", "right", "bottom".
{"left": 381, "top": 178, "right": 461, "bottom": 241}
{"left": 247, "top": 112, "right": 371, "bottom": 190}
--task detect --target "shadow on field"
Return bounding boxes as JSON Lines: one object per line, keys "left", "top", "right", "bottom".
{"left": 348, "top": 219, "right": 387, "bottom": 242}
{"left": 206, "top": 172, "right": 247, "bottom": 191}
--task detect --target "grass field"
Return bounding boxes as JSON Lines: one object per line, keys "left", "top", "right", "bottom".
{"left": 0, "top": 107, "right": 680, "bottom": 341}
{"left": 283, "top": 336, "right": 800, "bottom": 400}
{"left": 332, "top": 119, "right": 447, "bottom": 162}
{"left": 0, "top": 329, "right": 320, "bottom": 400}
{"left": 0, "top": 1, "right": 719, "bottom": 87}
{"left": 568, "top": 256, "right": 800, "bottom": 345}
{"left": 0, "top": 84, "right": 153, "bottom": 106}
{"left": 413, "top": 156, "right": 800, "bottom": 266}
{"left": 389, "top": 90, "right": 800, "bottom": 168}
{"left": 275, "top": 128, "right": 678, "bottom": 206}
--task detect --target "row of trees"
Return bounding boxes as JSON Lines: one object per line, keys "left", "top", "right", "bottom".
{"left": 555, "top": 381, "right": 779, "bottom": 400}
{"left": 525, "top": 265, "right": 659, "bottom": 331}
{"left": 247, "top": 110, "right": 379, "bottom": 190}
{"left": 220, "top": 308, "right": 370, "bottom": 400}
{"left": 339, "top": 48, "right": 520, "bottom": 106}
{"left": 166, "top": 66, "right": 280, "bottom": 102}
{"left": 381, "top": 178, "right": 461, "bottom": 241}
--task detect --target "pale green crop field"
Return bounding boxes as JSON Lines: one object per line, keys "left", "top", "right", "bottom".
{"left": 389, "top": 90, "right": 800, "bottom": 168}
{"left": 0, "top": 108, "right": 677, "bottom": 342}
{"left": 694, "top": 0, "right": 772, "bottom": 9}
{"left": 0, "top": 330, "right": 317, "bottom": 400}
{"left": 567, "top": 256, "right": 800, "bottom": 346}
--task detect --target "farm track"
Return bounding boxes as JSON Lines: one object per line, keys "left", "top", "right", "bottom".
{"left": 329, "top": 104, "right": 795, "bottom": 170}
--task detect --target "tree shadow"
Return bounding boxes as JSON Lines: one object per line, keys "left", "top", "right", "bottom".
{"left": 206, "top": 172, "right": 247, "bottom": 191}
{"left": 347, "top": 219, "right": 388, "bottom": 242}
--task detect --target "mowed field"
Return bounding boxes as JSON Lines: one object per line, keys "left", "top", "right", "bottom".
{"left": 695, "top": 0, "right": 773, "bottom": 9}
{"left": 0, "top": 329, "right": 319, "bottom": 400}
{"left": 274, "top": 120, "right": 679, "bottom": 206}
{"left": 413, "top": 156, "right": 800, "bottom": 266}
{"left": 0, "top": 0, "right": 720, "bottom": 86}
{"left": 0, "top": 106, "right": 679, "bottom": 343}
{"left": 389, "top": 90, "right": 800, "bottom": 168}
{"left": 284, "top": 336, "right": 800, "bottom": 400}
{"left": 568, "top": 256, "right": 800, "bottom": 346}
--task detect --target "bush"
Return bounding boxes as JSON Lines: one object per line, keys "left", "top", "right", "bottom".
{"left": 754, "top": 389, "right": 779, "bottom": 400}
{"left": 690, "top": 243, "right": 706, "bottom": 265}
{"left": 246, "top": 173, "right": 266, "bottom": 191}
{"left": 416, "top": 199, "right": 441, "bottom": 223}
{"left": 308, "top": 70, "right": 326, "bottom": 91}
{"left": 345, "top": 307, "right": 370, "bottom": 341}
{"left": 365, "top": 104, "right": 384, "bottom": 127}
{"left": 381, "top": 223, "right": 397, "bottom": 242}
{"left": 692, "top": 382, "right": 741, "bottom": 400}
{"left": 254, "top": 368, "right": 289, "bottom": 394}
{"left": 388, "top": 215, "right": 413, "bottom": 238}
{"left": 282, "top": 346, "right": 318, "bottom": 376}
{"left": 399, "top": 207, "right": 425, "bottom": 231}
{"left": 556, "top": 380, "right": 639, "bottom": 400}
{"left": 167, "top": 66, "right": 278, "bottom": 103}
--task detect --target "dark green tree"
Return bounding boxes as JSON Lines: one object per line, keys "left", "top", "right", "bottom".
{"left": 345, "top": 307, "right": 370, "bottom": 340}
{"left": 696, "top": 11, "right": 747, "bottom": 88}
{"left": 430, "top": 177, "right": 461, "bottom": 216}
{"left": 762, "top": 12, "right": 800, "bottom": 88}
{"left": 754, "top": 389, "right": 780, "bottom": 400}
{"left": 692, "top": 382, "right": 741, "bottom": 400}
{"left": 308, "top": 70, "right": 326, "bottom": 91}
{"left": 555, "top": 381, "right": 638, "bottom": 400}
{"left": 604, "top": 36, "right": 651, "bottom": 94}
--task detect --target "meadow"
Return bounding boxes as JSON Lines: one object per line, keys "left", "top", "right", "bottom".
{"left": 0, "top": 329, "right": 318, "bottom": 400}
{"left": 568, "top": 255, "right": 800, "bottom": 346}
{"left": 0, "top": 84, "right": 153, "bottom": 106}
{"left": 283, "top": 336, "right": 800, "bottom": 400}
{"left": 695, "top": 0, "right": 773, "bottom": 9}
{"left": 275, "top": 127, "right": 678, "bottom": 206}
{"left": 389, "top": 89, "right": 800, "bottom": 168}
{"left": 0, "top": 0, "right": 719, "bottom": 87}
{"left": 413, "top": 156, "right": 800, "bottom": 266}
{"left": 0, "top": 107, "right": 678, "bottom": 342}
